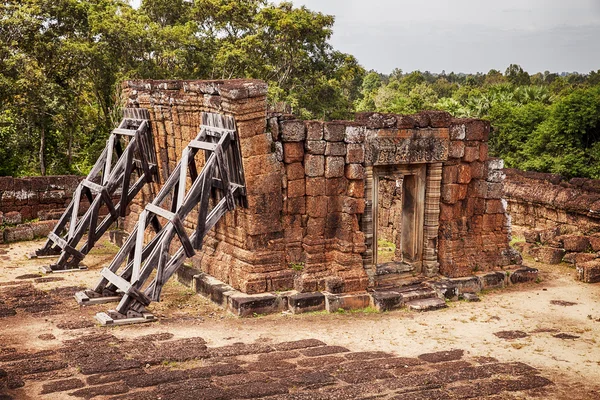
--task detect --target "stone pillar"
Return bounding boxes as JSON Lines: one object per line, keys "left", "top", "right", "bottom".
{"left": 423, "top": 163, "right": 442, "bottom": 276}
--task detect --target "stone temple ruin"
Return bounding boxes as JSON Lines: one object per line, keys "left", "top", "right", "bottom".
{"left": 18, "top": 78, "right": 536, "bottom": 322}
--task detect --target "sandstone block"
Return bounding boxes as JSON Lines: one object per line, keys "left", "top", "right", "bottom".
{"left": 560, "top": 235, "right": 590, "bottom": 252}
{"left": 509, "top": 267, "right": 539, "bottom": 284}
{"left": 275, "top": 142, "right": 283, "bottom": 162}
{"left": 306, "top": 177, "right": 325, "bottom": 196}
{"left": 31, "top": 220, "right": 56, "bottom": 238}
{"left": 487, "top": 169, "right": 505, "bottom": 183}
{"left": 479, "top": 143, "right": 489, "bottom": 161}
{"left": 589, "top": 234, "right": 600, "bottom": 252}
{"left": 288, "top": 293, "right": 325, "bottom": 314}
{"left": 286, "top": 197, "right": 306, "bottom": 214}
{"left": 307, "top": 196, "right": 328, "bottom": 218}
{"left": 304, "top": 155, "right": 324, "bottom": 177}
{"left": 442, "top": 165, "right": 458, "bottom": 184}
{"left": 306, "top": 217, "right": 326, "bottom": 236}
{"left": 539, "top": 227, "right": 560, "bottom": 244}
{"left": 324, "top": 123, "right": 345, "bottom": 142}
{"left": 486, "top": 182, "right": 503, "bottom": 199}
{"left": 448, "top": 141, "right": 465, "bottom": 159}
{"left": 457, "top": 164, "right": 472, "bottom": 184}
{"left": 286, "top": 162, "right": 305, "bottom": 181}
{"left": 283, "top": 142, "right": 304, "bottom": 163}
{"left": 576, "top": 261, "right": 600, "bottom": 283}
{"left": 463, "top": 145, "right": 480, "bottom": 162}
{"left": 344, "top": 126, "right": 366, "bottom": 143}
{"left": 268, "top": 117, "right": 280, "bottom": 141}
{"left": 347, "top": 180, "right": 365, "bottom": 198}
{"left": 464, "top": 120, "right": 490, "bottom": 141}
{"left": 281, "top": 120, "right": 306, "bottom": 142}
{"left": 325, "top": 157, "right": 345, "bottom": 178}
{"left": 450, "top": 124, "right": 466, "bottom": 140}
{"left": 306, "top": 121, "right": 323, "bottom": 140}
{"left": 4, "top": 225, "right": 34, "bottom": 242}
{"left": 530, "top": 246, "right": 565, "bottom": 264}
{"left": 287, "top": 179, "right": 305, "bottom": 198}
{"left": 345, "top": 164, "right": 365, "bottom": 180}
{"left": 563, "top": 252, "right": 597, "bottom": 265}
{"left": 484, "top": 199, "right": 504, "bottom": 214}
{"left": 326, "top": 177, "right": 348, "bottom": 196}
{"left": 346, "top": 144, "right": 365, "bottom": 163}
{"left": 3, "top": 211, "right": 22, "bottom": 225}
{"left": 487, "top": 158, "right": 504, "bottom": 171}
{"left": 470, "top": 161, "right": 487, "bottom": 179}
{"left": 305, "top": 140, "right": 326, "bottom": 155}
{"left": 441, "top": 184, "right": 460, "bottom": 204}
{"left": 325, "top": 142, "right": 346, "bottom": 156}
{"left": 524, "top": 229, "right": 540, "bottom": 244}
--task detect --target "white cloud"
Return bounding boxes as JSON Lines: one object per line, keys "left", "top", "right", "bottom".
{"left": 291, "top": 0, "right": 600, "bottom": 73}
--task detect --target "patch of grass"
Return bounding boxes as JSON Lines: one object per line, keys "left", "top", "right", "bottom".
{"left": 162, "top": 360, "right": 180, "bottom": 369}
{"left": 289, "top": 262, "right": 304, "bottom": 272}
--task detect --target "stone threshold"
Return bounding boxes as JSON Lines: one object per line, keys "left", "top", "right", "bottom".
{"left": 175, "top": 265, "right": 538, "bottom": 317}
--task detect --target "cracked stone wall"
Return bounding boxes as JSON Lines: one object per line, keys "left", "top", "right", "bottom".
{"left": 121, "top": 79, "right": 516, "bottom": 295}
{"left": 504, "top": 168, "right": 600, "bottom": 234}
{"left": 0, "top": 176, "right": 83, "bottom": 221}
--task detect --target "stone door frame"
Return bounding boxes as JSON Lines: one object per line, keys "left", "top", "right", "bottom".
{"left": 362, "top": 162, "right": 442, "bottom": 286}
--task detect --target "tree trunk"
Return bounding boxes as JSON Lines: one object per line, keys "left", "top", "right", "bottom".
{"left": 39, "top": 126, "right": 46, "bottom": 176}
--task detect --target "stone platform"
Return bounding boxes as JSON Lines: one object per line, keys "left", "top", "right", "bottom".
{"left": 175, "top": 265, "right": 538, "bottom": 316}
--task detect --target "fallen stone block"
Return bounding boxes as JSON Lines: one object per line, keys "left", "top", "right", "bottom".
{"left": 288, "top": 292, "right": 325, "bottom": 314}
{"left": 589, "top": 234, "right": 600, "bottom": 252}
{"left": 427, "top": 280, "right": 458, "bottom": 300}
{"left": 509, "top": 267, "right": 539, "bottom": 284}
{"left": 560, "top": 235, "right": 590, "bottom": 252}
{"left": 529, "top": 246, "right": 565, "bottom": 264}
{"left": 539, "top": 227, "right": 561, "bottom": 244}
{"left": 523, "top": 229, "right": 541, "bottom": 244}
{"left": 576, "top": 261, "right": 600, "bottom": 283}
{"left": 460, "top": 293, "right": 480, "bottom": 302}
{"left": 3, "top": 225, "right": 34, "bottom": 242}
{"left": 3, "top": 211, "right": 22, "bottom": 225}
{"left": 480, "top": 271, "right": 506, "bottom": 289}
{"left": 563, "top": 252, "right": 597, "bottom": 265}
{"left": 30, "top": 220, "right": 57, "bottom": 238}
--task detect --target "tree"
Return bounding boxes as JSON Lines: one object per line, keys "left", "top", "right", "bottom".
{"left": 505, "top": 64, "right": 530, "bottom": 86}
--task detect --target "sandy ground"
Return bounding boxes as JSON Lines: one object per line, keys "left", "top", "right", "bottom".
{"left": 0, "top": 237, "right": 599, "bottom": 399}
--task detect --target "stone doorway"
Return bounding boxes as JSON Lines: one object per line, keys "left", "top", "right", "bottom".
{"left": 373, "top": 165, "right": 426, "bottom": 283}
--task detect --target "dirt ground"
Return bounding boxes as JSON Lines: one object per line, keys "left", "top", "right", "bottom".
{"left": 0, "top": 237, "right": 599, "bottom": 399}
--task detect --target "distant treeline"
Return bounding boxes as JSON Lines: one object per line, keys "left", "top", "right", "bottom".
{"left": 1, "top": 0, "right": 599, "bottom": 179}
{"left": 359, "top": 67, "right": 600, "bottom": 178}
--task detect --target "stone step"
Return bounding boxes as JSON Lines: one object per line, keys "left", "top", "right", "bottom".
{"left": 406, "top": 297, "right": 448, "bottom": 312}
{"left": 372, "top": 284, "right": 440, "bottom": 312}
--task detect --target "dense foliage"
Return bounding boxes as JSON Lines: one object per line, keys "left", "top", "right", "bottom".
{"left": 0, "top": 0, "right": 363, "bottom": 176}
{"left": 1, "top": 0, "right": 599, "bottom": 179}
{"left": 359, "top": 67, "right": 600, "bottom": 178}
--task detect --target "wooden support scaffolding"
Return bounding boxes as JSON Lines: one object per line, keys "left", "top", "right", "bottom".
{"left": 31, "top": 108, "right": 159, "bottom": 273}
{"left": 75, "top": 112, "right": 246, "bottom": 325}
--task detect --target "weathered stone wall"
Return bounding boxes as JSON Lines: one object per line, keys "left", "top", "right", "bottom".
{"left": 0, "top": 175, "right": 83, "bottom": 220}
{"left": 437, "top": 120, "right": 519, "bottom": 278}
{"left": 504, "top": 168, "right": 600, "bottom": 234}
{"left": 122, "top": 79, "right": 516, "bottom": 295}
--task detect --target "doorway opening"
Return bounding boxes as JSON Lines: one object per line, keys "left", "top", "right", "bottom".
{"left": 374, "top": 165, "right": 426, "bottom": 280}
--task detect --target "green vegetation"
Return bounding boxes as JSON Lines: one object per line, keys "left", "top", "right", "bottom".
{"left": 359, "top": 67, "right": 600, "bottom": 179}
{"left": 1, "top": 1, "right": 600, "bottom": 180}
{"left": 0, "top": 0, "right": 362, "bottom": 176}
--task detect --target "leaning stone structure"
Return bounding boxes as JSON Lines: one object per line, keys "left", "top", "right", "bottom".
{"left": 120, "top": 79, "right": 520, "bottom": 308}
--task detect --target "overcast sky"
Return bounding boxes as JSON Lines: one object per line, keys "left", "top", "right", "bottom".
{"left": 291, "top": 0, "right": 600, "bottom": 74}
